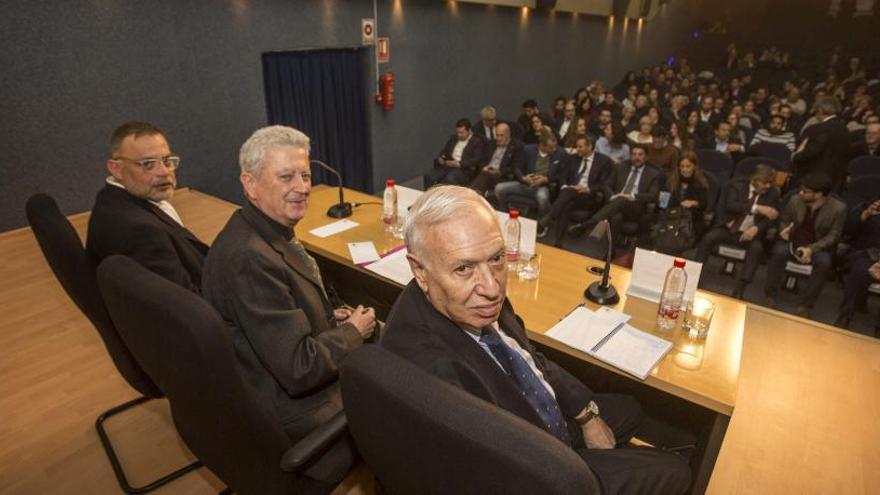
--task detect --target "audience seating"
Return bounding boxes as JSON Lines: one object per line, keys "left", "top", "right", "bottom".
{"left": 25, "top": 193, "right": 201, "bottom": 494}
{"left": 847, "top": 156, "right": 880, "bottom": 181}
{"left": 97, "top": 255, "right": 350, "bottom": 495}
{"left": 695, "top": 150, "right": 735, "bottom": 180}
{"left": 845, "top": 175, "right": 880, "bottom": 208}
{"left": 339, "top": 345, "right": 600, "bottom": 495}
{"left": 749, "top": 141, "right": 792, "bottom": 166}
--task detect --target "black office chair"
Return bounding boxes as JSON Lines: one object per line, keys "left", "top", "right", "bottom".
{"left": 24, "top": 193, "right": 201, "bottom": 494}
{"left": 97, "top": 255, "right": 350, "bottom": 495}
{"left": 340, "top": 346, "right": 600, "bottom": 495}
{"left": 845, "top": 175, "right": 880, "bottom": 208}
{"left": 847, "top": 156, "right": 880, "bottom": 181}
{"left": 749, "top": 141, "right": 792, "bottom": 166}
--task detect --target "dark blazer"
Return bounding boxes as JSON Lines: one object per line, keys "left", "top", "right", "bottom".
{"left": 714, "top": 177, "right": 781, "bottom": 233}
{"left": 520, "top": 144, "right": 567, "bottom": 184}
{"left": 381, "top": 281, "right": 593, "bottom": 448}
{"left": 201, "top": 200, "right": 362, "bottom": 481}
{"left": 435, "top": 134, "right": 484, "bottom": 180}
{"left": 86, "top": 184, "right": 209, "bottom": 293}
{"left": 793, "top": 116, "right": 851, "bottom": 187}
{"left": 489, "top": 139, "right": 526, "bottom": 182}
{"left": 564, "top": 151, "right": 614, "bottom": 191}
{"left": 602, "top": 161, "right": 662, "bottom": 204}
{"left": 778, "top": 194, "right": 847, "bottom": 253}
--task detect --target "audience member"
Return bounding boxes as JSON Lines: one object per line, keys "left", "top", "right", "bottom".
{"left": 381, "top": 185, "right": 692, "bottom": 495}
{"left": 694, "top": 164, "right": 780, "bottom": 299}
{"left": 425, "top": 118, "right": 484, "bottom": 188}
{"left": 471, "top": 123, "right": 523, "bottom": 196}
{"left": 764, "top": 173, "right": 846, "bottom": 317}
{"left": 517, "top": 99, "right": 553, "bottom": 134}
{"left": 596, "top": 122, "right": 631, "bottom": 165}
{"left": 835, "top": 197, "right": 880, "bottom": 333}
{"left": 627, "top": 116, "right": 654, "bottom": 145}
{"left": 750, "top": 114, "right": 797, "bottom": 153}
{"left": 524, "top": 114, "right": 552, "bottom": 145}
{"left": 87, "top": 121, "right": 209, "bottom": 294}
{"left": 562, "top": 116, "right": 588, "bottom": 150}
{"left": 201, "top": 125, "right": 376, "bottom": 487}
{"left": 793, "top": 96, "right": 851, "bottom": 189}
{"left": 473, "top": 105, "right": 499, "bottom": 143}
{"left": 851, "top": 122, "right": 880, "bottom": 158}
{"left": 664, "top": 152, "right": 710, "bottom": 238}
{"left": 556, "top": 100, "right": 577, "bottom": 146}
{"left": 495, "top": 131, "right": 565, "bottom": 220}
{"left": 647, "top": 126, "right": 680, "bottom": 173}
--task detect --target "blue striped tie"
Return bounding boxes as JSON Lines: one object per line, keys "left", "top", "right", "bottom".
{"left": 480, "top": 328, "right": 570, "bottom": 444}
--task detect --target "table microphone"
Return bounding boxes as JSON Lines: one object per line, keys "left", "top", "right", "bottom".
{"left": 584, "top": 220, "right": 620, "bottom": 305}
{"left": 310, "top": 159, "right": 352, "bottom": 218}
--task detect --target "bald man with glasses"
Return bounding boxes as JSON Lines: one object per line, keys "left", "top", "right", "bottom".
{"left": 87, "top": 121, "right": 209, "bottom": 293}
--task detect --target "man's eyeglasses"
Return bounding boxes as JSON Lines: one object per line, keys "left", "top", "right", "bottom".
{"left": 113, "top": 155, "right": 181, "bottom": 172}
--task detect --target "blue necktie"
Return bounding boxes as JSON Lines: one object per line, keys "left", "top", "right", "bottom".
{"left": 480, "top": 328, "right": 571, "bottom": 444}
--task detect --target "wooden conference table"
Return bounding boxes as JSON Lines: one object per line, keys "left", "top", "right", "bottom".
{"left": 170, "top": 186, "right": 880, "bottom": 494}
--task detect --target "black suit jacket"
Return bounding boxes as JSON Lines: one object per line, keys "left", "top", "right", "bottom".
{"left": 487, "top": 139, "right": 526, "bottom": 182}
{"left": 564, "top": 151, "right": 614, "bottom": 191}
{"left": 201, "top": 200, "right": 361, "bottom": 481}
{"left": 381, "top": 282, "right": 593, "bottom": 448}
{"left": 793, "top": 116, "right": 851, "bottom": 187}
{"left": 520, "top": 144, "right": 567, "bottom": 184}
{"left": 602, "top": 161, "right": 662, "bottom": 204}
{"left": 86, "top": 184, "right": 209, "bottom": 293}
{"left": 714, "top": 177, "right": 780, "bottom": 233}
{"left": 435, "top": 134, "right": 485, "bottom": 180}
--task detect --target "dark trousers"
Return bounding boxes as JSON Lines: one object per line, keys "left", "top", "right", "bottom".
{"left": 694, "top": 227, "right": 764, "bottom": 283}
{"left": 470, "top": 170, "right": 503, "bottom": 195}
{"left": 547, "top": 188, "right": 602, "bottom": 244}
{"left": 840, "top": 250, "right": 875, "bottom": 319}
{"left": 589, "top": 198, "right": 645, "bottom": 243}
{"left": 571, "top": 394, "right": 691, "bottom": 495}
{"left": 424, "top": 165, "right": 469, "bottom": 189}
{"left": 764, "top": 240, "right": 833, "bottom": 307}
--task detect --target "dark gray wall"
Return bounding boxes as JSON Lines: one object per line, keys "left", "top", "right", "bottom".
{"left": 1, "top": 0, "right": 691, "bottom": 231}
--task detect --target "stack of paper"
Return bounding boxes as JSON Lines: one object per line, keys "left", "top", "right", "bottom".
{"left": 363, "top": 247, "right": 413, "bottom": 286}
{"left": 546, "top": 305, "right": 672, "bottom": 380}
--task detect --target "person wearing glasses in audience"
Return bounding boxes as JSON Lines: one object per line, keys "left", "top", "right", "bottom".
{"left": 87, "top": 121, "right": 208, "bottom": 293}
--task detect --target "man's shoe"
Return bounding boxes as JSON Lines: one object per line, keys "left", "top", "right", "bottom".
{"left": 795, "top": 305, "right": 810, "bottom": 318}
{"left": 567, "top": 221, "right": 592, "bottom": 238}
{"left": 537, "top": 225, "right": 549, "bottom": 238}
{"left": 834, "top": 312, "right": 852, "bottom": 329}
{"left": 731, "top": 282, "right": 746, "bottom": 300}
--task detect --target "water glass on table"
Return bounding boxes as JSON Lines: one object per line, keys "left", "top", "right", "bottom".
{"left": 517, "top": 252, "right": 541, "bottom": 280}
{"left": 683, "top": 298, "right": 715, "bottom": 339}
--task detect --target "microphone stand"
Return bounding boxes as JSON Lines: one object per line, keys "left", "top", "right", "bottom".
{"left": 584, "top": 220, "right": 620, "bottom": 305}
{"left": 310, "top": 159, "right": 352, "bottom": 218}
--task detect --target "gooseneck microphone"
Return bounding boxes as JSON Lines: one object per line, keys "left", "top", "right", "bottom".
{"left": 584, "top": 220, "right": 620, "bottom": 305}
{"left": 310, "top": 159, "right": 353, "bottom": 218}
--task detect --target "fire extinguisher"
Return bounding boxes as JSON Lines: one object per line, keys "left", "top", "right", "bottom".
{"left": 376, "top": 71, "right": 395, "bottom": 111}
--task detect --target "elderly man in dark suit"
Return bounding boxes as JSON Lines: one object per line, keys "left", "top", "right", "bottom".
{"left": 539, "top": 135, "right": 614, "bottom": 244}
{"left": 425, "top": 118, "right": 484, "bottom": 188}
{"left": 470, "top": 122, "right": 525, "bottom": 197}
{"left": 201, "top": 126, "right": 377, "bottom": 490}
{"left": 87, "top": 121, "right": 209, "bottom": 293}
{"left": 764, "top": 173, "right": 848, "bottom": 317}
{"left": 381, "top": 185, "right": 691, "bottom": 495}
{"left": 793, "top": 96, "right": 851, "bottom": 190}
{"left": 693, "top": 164, "right": 780, "bottom": 299}
{"left": 568, "top": 144, "right": 662, "bottom": 246}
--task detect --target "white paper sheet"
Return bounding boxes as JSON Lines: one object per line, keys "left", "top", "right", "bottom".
{"left": 309, "top": 219, "right": 359, "bottom": 238}
{"left": 396, "top": 186, "right": 424, "bottom": 219}
{"left": 495, "top": 211, "right": 537, "bottom": 256}
{"left": 347, "top": 242, "right": 381, "bottom": 265}
{"left": 627, "top": 248, "right": 702, "bottom": 303}
{"left": 363, "top": 247, "right": 413, "bottom": 286}
{"left": 592, "top": 324, "right": 672, "bottom": 380}
{"left": 545, "top": 306, "right": 631, "bottom": 353}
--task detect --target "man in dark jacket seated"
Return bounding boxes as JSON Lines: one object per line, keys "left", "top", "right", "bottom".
{"left": 425, "top": 118, "right": 484, "bottom": 188}
{"left": 835, "top": 196, "right": 880, "bottom": 335}
{"left": 381, "top": 185, "right": 691, "bottom": 495}
{"left": 87, "top": 121, "right": 209, "bottom": 293}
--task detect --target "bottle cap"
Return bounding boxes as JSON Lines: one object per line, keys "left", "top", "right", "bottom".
{"left": 509, "top": 210, "right": 520, "bottom": 218}
{"left": 386, "top": 179, "right": 395, "bottom": 187}
{"left": 673, "top": 258, "right": 686, "bottom": 268}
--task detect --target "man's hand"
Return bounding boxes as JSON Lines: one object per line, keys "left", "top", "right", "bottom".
{"left": 333, "top": 307, "right": 352, "bottom": 322}
{"left": 680, "top": 199, "right": 698, "bottom": 208}
{"left": 779, "top": 222, "right": 794, "bottom": 241}
{"left": 861, "top": 201, "right": 880, "bottom": 222}
{"left": 435, "top": 157, "right": 446, "bottom": 166}
{"left": 482, "top": 165, "right": 500, "bottom": 175}
{"left": 868, "top": 262, "right": 880, "bottom": 282}
{"left": 574, "top": 184, "right": 589, "bottom": 194}
{"left": 344, "top": 305, "right": 376, "bottom": 339}
{"left": 755, "top": 205, "right": 779, "bottom": 221}
{"left": 581, "top": 416, "right": 616, "bottom": 450}
{"left": 728, "top": 143, "right": 743, "bottom": 153}
{"left": 532, "top": 175, "right": 549, "bottom": 186}
{"left": 739, "top": 225, "right": 759, "bottom": 242}
{"left": 445, "top": 159, "right": 461, "bottom": 168}
{"left": 798, "top": 246, "right": 813, "bottom": 264}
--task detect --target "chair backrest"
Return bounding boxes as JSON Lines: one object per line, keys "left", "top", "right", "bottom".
{"left": 694, "top": 149, "right": 735, "bottom": 180}
{"left": 845, "top": 175, "right": 880, "bottom": 210}
{"left": 847, "top": 156, "right": 880, "bottom": 180}
{"left": 734, "top": 156, "right": 783, "bottom": 179}
{"left": 97, "top": 255, "right": 302, "bottom": 495}
{"left": 749, "top": 141, "right": 792, "bottom": 167}
{"left": 25, "top": 193, "right": 160, "bottom": 397}
{"left": 703, "top": 170, "right": 721, "bottom": 215}
{"left": 340, "top": 346, "right": 600, "bottom": 495}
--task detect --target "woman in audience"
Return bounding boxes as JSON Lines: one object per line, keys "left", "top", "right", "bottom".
{"left": 551, "top": 96, "right": 567, "bottom": 121}
{"left": 666, "top": 151, "right": 710, "bottom": 238}
{"left": 524, "top": 114, "right": 551, "bottom": 145}
{"left": 669, "top": 121, "right": 685, "bottom": 150}
{"left": 620, "top": 105, "right": 638, "bottom": 133}
{"left": 577, "top": 96, "right": 595, "bottom": 124}
{"left": 627, "top": 116, "right": 654, "bottom": 145}
{"left": 596, "top": 122, "right": 630, "bottom": 164}
{"left": 562, "top": 116, "right": 588, "bottom": 150}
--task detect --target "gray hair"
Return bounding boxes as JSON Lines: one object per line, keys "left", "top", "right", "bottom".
{"left": 404, "top": 185, "right": 498, "bottom": 256}
{"left": 815, "top": 95, "right": 841, "bottom": 117}
{"left": 479, "top": 105, "right": 497, "bottom": 119}
{"left": 239, "top": 125, "right": 310, "bottom": 176}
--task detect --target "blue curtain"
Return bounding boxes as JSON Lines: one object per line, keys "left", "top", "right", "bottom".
{"left": 262, "top": 48, "right": 372, "bottom": 192}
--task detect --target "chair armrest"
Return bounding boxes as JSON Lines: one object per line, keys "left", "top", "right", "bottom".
{"left": 280, "top": 411, "right": 348, "bottom": 472}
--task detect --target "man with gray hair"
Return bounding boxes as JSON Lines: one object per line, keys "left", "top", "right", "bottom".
{"left": 202, "top": 125, "right": 376, "bottom": 489}
{"left": 793, "top": 95, "right": 850, "bottom": 190}
{"left": 381, "top": 185, "right": 691, "bottom": 494}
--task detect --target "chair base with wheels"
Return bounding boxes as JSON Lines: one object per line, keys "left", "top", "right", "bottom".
{"left": 96, "top": 396, "right": 202, "bottom": 494}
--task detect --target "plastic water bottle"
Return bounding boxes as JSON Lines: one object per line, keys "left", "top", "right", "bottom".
{"left": 382, "top": 179, "right": 398, "bottom": 234}
{"left": 505, "top": 210, "right": 521, "bottom": 271}
{"left": 657, "top": 258, "right": 688, "bottom": 330}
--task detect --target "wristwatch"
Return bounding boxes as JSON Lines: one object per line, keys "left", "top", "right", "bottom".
{"left": 577, "top": 400, "right": 600, "bottom": 424}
